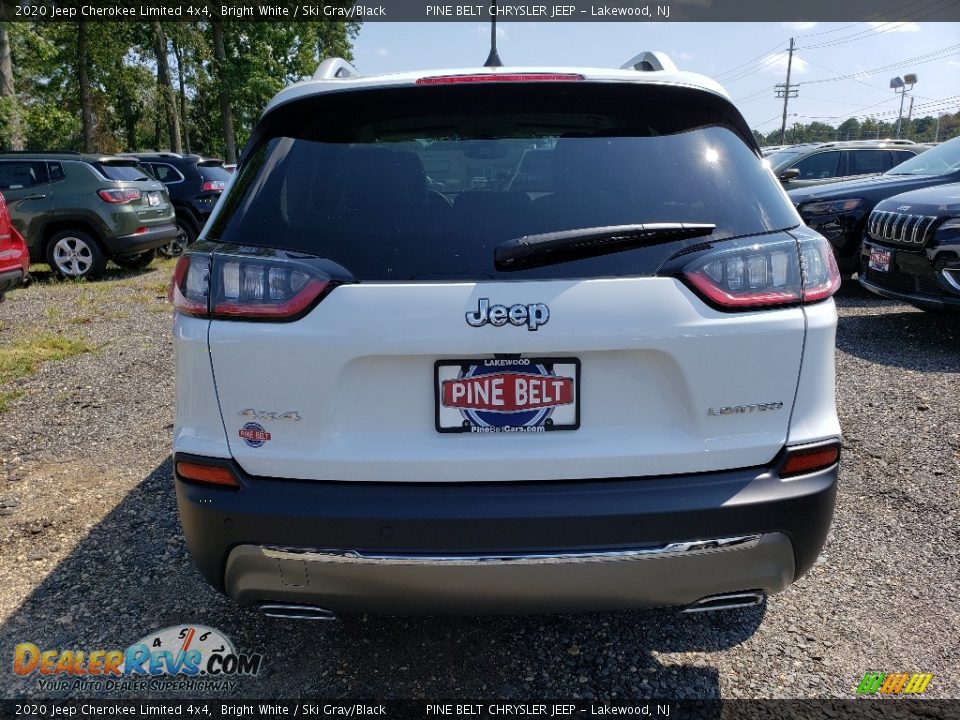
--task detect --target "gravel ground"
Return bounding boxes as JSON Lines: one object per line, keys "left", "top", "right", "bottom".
{"left": 0, "top": 265, "right": 957, "bottom": 700}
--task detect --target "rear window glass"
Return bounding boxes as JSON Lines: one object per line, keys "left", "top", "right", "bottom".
{"left": 198, "top": 164, "right": 231, "bottom": 182}
{"left": 93, "top": 162, "right": 150, "bottom": 181}
{"left": 209, "top": 84, "right": 799, "bottom": 281}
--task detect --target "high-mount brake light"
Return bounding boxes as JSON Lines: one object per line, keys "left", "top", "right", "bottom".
{"left": 168, "top": 252, "right": 334, "bottom": 321}
{"left": 416, "top": 73, "right": 584, "bottom": 85}
{"left": 97, "top": 188, "right": 141, "bottom": 204}
{"left": 681, "top": 236, "right": 840, "bottom": 310}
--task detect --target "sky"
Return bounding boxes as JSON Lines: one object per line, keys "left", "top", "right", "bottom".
{"left": 349, "top": 22, "right": 960, "bottom": 134}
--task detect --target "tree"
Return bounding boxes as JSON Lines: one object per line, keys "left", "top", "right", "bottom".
{"left": 151, "top": 21, "right": 182, "bottom": 153}
{"left": 77, "top": 23, "right": 94, "bottom": 151}
{"left": 0, "top": 22, "right": 24, "bottom": 150}
{"left": 210, "top": 19, "right": 236, "bottom": 163}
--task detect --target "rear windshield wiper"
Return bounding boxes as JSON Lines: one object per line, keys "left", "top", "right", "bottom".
{"left": 494, "top": 223, "right": 716, "bottom": 271}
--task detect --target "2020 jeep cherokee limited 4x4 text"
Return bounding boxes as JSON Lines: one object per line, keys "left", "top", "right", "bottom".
{"left": 171, "top": 54, "right": 842, "bottom": 616}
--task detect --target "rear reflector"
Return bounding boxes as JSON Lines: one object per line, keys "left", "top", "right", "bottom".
{"left": 780, "top": 442, "right": 841, "bottom": 478}
{"left": 416, "top": 73, "right": 584, "bottom": 85}
{"left": 175, "top": 461, "right": 240, "bottom": 489}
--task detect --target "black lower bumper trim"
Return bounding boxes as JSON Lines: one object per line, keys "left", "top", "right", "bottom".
{"left": 174, "top": 453, "right": 839, "bottom": 597}
{"left": 105, "top": 223, "right": 178, "bottom": 256}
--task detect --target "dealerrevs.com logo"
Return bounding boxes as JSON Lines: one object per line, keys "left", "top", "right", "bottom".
{"left": 13, "top": 625, "right": 263, "bottom": 693}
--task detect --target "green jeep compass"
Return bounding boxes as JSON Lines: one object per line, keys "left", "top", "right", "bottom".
{"left": 0, "top": 152, "right": 177, "bottom": 279}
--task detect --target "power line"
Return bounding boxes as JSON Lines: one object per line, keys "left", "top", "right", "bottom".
{"left": 714, "top": 40, "right": 788, "bottom": 81}
{"left": 797, "top": 44, "right": 960, "bottom": 85}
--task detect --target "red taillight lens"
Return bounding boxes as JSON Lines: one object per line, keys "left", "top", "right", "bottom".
{"left": 681, "top": 235, "right": 840, "bottom": 310}
{"left": 169, "top": 251, "right": 334, "bottom": 321}
{"left": 780, "top": 441, "right": 841, "bottom": 478}
{"left": 98, "top": 188, "right": 142, "bottom": 204}
{"left": 416, "top": 73, "right": 584, "bottom": 85}
{"left": 175, "top": 460, "right": 240, "bottom": 489}
{"left": 799, "top": 236, "right": 841, "bottom": 302}
{"left": 201, "top": 181, "right": 225, "bottom": 192}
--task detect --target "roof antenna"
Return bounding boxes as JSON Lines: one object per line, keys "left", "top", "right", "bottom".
{"left": 484, "top": 1, "right": 503, "bottom": 67}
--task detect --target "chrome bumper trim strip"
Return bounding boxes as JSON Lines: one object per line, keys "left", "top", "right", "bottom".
{"left": 260, "top": 535, "right": 762, "bottom": 566}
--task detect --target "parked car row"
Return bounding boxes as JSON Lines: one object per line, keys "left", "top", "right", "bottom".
{"left": 2, "top": 135, "right": 958, "bottom": 316}
{"left": 787, "top": 136, "right": 960, "bottom": 312}
{"left": 0, "top": 151, "right": 230, "bottom": 283}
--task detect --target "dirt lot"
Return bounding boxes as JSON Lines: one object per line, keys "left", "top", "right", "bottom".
{"left": 0, "top": 262, "right": 957, "bottom": 700}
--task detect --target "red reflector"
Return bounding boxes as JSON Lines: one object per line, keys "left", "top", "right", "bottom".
{"left": 133, "top": 226, "right": 148, "bottom": 235}
{"left": 781, "top": 443, "right": 840, "bottom": 478}
{"left": 176, "top": 461, "right": 240, "bottom": 489}
{"left": 416, "top": 73, "right": 584, "bottom": 85}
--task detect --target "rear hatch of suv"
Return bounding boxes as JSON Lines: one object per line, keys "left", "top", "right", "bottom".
{"left": 92, "top": 158, "right": 174, "bottom": 230}
{"left": 184, "top": 79, "right": 820, "bottom": 482}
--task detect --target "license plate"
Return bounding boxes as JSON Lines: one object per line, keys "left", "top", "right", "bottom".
{"left": 869, "top": 247, "right": 891, "bottom": 273}
{"left": 147, "top": 192, "right": 160, "bottom": 207}
{"left": 435, "top": 357, "right": 580, "bottom": 433}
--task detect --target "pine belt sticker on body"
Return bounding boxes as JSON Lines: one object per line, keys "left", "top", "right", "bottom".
{"left": 239, "top": 422, "right": 271, "bottom": 448}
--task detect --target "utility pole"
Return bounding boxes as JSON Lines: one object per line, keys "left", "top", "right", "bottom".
{"left": 934, "top": 114, "right": 941, "bottom": 142}
{"left": 776, "top": 38, "right": 798, "bottom": 145}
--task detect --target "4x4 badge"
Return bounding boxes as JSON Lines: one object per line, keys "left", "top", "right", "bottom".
{"left": 466, "top": 298, "right": 550, "bottom": 332}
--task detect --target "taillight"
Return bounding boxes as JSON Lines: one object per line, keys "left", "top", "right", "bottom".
{"left": 799, "top": 236, "right": 841, "bottom": 302}
{"left": 98, "top": 188, "right": 142, "bottom": 204}
{"left": 780, "top": 441, "right": 841, "bottom": 478}
{"left": 680, "top": 235, "right": 839, "bottom": 310}
{"left": 201, "top": 181, "right": 225, "bottom": 192}
{"left": 169, "top": 254, "right": 210, "bottom": 316}
{"left": 416, "top": 73, "right": 584, "bottom": 85}
{"left": 169, "top": 251, "right": 334, "bottom": 321}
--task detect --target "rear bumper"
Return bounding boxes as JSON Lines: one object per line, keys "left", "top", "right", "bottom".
{"left": 0, "top": 268, "right": 25, "bottom": 294}
{"left": 104, "top": 223, "right": 178, "bottom": 256}
{"left": 175, "top": 452, "right": 838, "bottom": 614}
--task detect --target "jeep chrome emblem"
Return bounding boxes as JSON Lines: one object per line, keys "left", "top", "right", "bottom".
{"left": 896, "top": 205, "right": 912, "bottom": 211}
{"left": 466, "top": 298, "right": 549, "bottom": 331}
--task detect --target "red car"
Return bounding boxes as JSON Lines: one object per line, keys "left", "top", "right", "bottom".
{"left": 0, "top": 191, "right": 29, "bottom": 300}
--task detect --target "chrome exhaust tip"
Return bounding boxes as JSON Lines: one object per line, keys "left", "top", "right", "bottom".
{"left": 258, "top": 603, "right": 338, "bottom": 621}
{"left": 682, "top": 591, "right": 765, "bottom": 613}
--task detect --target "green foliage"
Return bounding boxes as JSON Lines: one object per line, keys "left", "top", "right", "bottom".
{"left": 758, "top": 112, "right": 960, "bottom": 146}
{"left": 0, "top": 18, "right": 359, "bottom": 154}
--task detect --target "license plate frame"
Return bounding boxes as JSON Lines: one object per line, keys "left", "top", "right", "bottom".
{"left": 147, "top": 192, "right": 160, "bottom": 207}
{"left": 434, "top": 357, "right": 580, "bottom": 434}
{"left": 869, "top": 247, "right": 892, "bottom": 273}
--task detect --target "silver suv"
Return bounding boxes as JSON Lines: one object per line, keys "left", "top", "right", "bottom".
{"left": 768, "top": 140, "right": 924, "bottom": 190}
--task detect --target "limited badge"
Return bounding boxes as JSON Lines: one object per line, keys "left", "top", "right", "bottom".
{"left": 239, "top": 422, "right": 271, "bottom": 448}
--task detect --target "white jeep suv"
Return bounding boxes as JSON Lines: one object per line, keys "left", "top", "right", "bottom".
{"left": 170, "top": 54, "right": 842, "bottom": 618}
